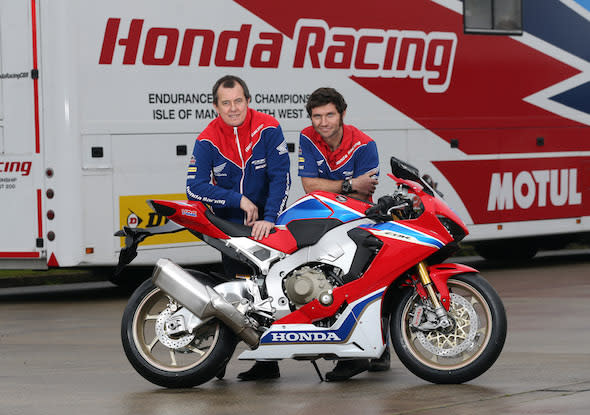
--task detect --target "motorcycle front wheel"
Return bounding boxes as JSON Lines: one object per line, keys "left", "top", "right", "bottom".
{"left": 391, "top": 273, "right": 507, "bottom": 384}
{"left": 121, "top": 279, "right": 237, "bottom": 388}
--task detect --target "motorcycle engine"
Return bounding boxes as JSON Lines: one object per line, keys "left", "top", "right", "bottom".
{"left": 283, "top": 265, "right": 337, "bottom": 309}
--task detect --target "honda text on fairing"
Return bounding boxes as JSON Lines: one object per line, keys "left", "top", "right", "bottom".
{"left": 116, "top": 157, "right": 507, "bottom": 387}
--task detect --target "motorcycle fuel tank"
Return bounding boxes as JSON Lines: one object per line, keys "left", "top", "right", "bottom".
{"left": 276, "top": 191, "right": 372, "bottom": 226}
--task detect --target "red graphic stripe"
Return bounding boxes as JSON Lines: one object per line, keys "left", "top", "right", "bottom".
{"left": 37, "top": 188, "right": 43, "bottom": 237}
{"left": 0, "top": 252, "right": 41, "bottom": 258}
{"left": 31, "top": 0, "right": 40, "bottom": 153}
{"left": 235, "top": 0, "right": 586, "bottom": 155}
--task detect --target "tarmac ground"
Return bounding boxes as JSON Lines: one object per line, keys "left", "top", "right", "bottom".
{"left": 1, "top": 250, "right": 589, "bottom": 415}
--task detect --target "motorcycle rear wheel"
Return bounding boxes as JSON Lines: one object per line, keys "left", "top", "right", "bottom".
{"left": 121, "top": 279, "right": 237, "bottom": 388}
{"left": 391, "top": 273, "right": 506, "bottom": 384}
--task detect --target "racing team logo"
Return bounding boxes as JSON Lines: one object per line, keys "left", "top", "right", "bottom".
{"left": 118, "top": 194, "right": 198, "bottom": 246}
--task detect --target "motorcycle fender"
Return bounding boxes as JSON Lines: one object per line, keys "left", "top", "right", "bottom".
{"left": 427, "top": 264, "right": 479, "bottom": 311}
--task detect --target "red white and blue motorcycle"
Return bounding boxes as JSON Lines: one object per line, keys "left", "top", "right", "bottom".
{"left": 117, "top": 157, "right": 507, "bottom": 388}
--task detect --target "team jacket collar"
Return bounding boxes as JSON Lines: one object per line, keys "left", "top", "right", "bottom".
{"left": 214, "top": 108, "right": 255, "bottom": 168}
{"left": 307, "top": 124, "right": 356, "bottom": 170}
{"left": 217, "top": 107, "right": 253, "bottom": 139}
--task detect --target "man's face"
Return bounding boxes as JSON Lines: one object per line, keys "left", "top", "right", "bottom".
{"left": 213, "top": 84, "right": 249, "bottom": 127}
{"left": 310, "top": 103, "right": 344, "bottom": 143}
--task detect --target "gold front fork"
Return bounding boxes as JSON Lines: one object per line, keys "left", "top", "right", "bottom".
{"left": 416, "top": 261, "right": 451, "bottom": 327}
{"left": 416, "top": 261, "right": 442, "bottom": 309}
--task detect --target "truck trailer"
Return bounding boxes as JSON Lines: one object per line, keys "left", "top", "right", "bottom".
{"left": 1, "top": 0, "right": 589, "bottom": 269}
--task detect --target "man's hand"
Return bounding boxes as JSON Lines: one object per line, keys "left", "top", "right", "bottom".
{"left": 251, "top": 220, "right": 274, "bottom": 240}
{"left": 240, "top": 196, "right": 259, "bottom": 226}
{"left": 351, "top": 169, "right": 379, "bottom": 196}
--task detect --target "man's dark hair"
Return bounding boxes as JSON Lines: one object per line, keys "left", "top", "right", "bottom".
{"left": 305, "top": 87, "right": 348, "bottom": 117}
{"left": 212, "top": 75, "right": 251, "bottom": 105}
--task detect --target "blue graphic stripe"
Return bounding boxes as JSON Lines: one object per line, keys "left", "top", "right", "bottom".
{"left": 551, "top": 81, "right": 590, "bottom": 113}
{"left": 361, "top": 221, "right": 444, "bottom": 249}
{"left": 524, "top": 0, "right": 590, "bottom": 62}
{"left": 276, "top": 198, "right": 334, "bottom": 225}
{"left": 260, "top": 289, "right": 384, "bottom": 344}
{"left": 276, "top": 197, "right": 362, "bottom": 225}
{"left": 574, "top": 0, "right": 590, "bottom": 11}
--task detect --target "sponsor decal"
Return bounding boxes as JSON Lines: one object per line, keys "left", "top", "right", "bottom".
{"left": 118, "top": 194, "right": 197, "bottom": 246}
{"left": 0, "top": 161, "right": 31, "bottom": 176}
{"left": 213, "top": 162, "right": 227, "bottom": 176}
{"left": 0, "top": 72, "right": 29, "bottom": 80}
{"left": 99, "top": 17, "right": 457, "bottom": 93}
{"left": 365, "top": 222, "right": 444, "bottom": 249}
{"left": 126, "top": 211, "right": 142, "bottom": 228}
{"left": 276, "top": 140, "right": 289, "bottom": 155}
{"left": 181, "top": 209, "right": 197, "bottom": 217}
{"left": 261, "top": 289, "right": 385, "bottom": 345}
{"left": 269, "top": 332, "right": 341, "bottom": 342}
{"left": 251, "top": 123, "right": 264, "bottom": 137}
{"left": 487, "top": 169, "right": 581, "bottom": 211}
{"left": 433, "top": 157, "right": 590, "bottom": 223}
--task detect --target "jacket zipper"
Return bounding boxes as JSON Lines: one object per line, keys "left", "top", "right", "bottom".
{"left": 234, "top": 127, "right": 245, "bottom": 195}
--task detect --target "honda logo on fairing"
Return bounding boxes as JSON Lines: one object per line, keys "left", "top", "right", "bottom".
{"left": 99, "top": 18, "right": 457, "bottom": 93}
{"left": 269, "top": 331, "right": 341, "bottom": 342}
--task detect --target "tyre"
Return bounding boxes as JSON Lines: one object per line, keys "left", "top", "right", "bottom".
{"left": 121, "top": 279, "right": 237, "bottom": 388}
{"left": 391, "top": 273, "right": 507, "bottom": 384}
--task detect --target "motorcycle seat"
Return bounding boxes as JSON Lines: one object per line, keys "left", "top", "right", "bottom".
{"left": 286, "top": 218, "right": 342, "bottom": 249}
{"left": 204, "top": 210, "right": 276, "bottom": 238}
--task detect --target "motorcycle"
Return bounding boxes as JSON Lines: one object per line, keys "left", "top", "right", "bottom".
{"left": 116, "top": 156, "right": 507, "bottom": 388}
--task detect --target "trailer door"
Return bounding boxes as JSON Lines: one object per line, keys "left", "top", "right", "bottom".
{"left": 0, "top": 0, "right": 44, "bottom": 268}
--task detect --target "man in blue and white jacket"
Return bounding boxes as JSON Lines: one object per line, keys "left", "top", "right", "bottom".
{"left": 299, "top": 87, "right": 388, "bottom": 382}
{"left": 186, "top": 75, "right": 290, "bottom": 241}
{"left": 299, "top": 87, "right": 379, "bottom": 201}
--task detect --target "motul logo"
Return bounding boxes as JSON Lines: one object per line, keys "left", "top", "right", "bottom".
{"left": 99, "top": 18, "right": 457, "bottom": 93}
{"left": 487, "top": 169, "right": 582, "bottom": 211}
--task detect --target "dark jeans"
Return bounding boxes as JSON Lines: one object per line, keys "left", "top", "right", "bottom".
{"left": 221, "top": 253, "right": 252, "bottom": 278}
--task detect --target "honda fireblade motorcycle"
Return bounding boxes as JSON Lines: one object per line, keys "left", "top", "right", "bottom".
{"left": 117, "top": 157, "right": 507, "bottom": 388}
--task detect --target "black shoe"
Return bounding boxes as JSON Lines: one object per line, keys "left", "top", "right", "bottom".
{"left": 215, "top": 364, "right": 227, "bottom": 380}
{"left": 325, "top": 359, "right": 370, "bottom": 382}
{"left": 368, "top": 347, "right": 390, "bottom": 372}
{"left": 237, "top": 361, "right": 280, "bottom": 381}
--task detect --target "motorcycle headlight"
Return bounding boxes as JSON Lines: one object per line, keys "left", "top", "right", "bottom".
{"left": 437, "top": 216, "right": 466, "bottom": 242}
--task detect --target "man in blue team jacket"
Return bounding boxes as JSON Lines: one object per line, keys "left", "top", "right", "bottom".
{"left": 186, "top": 75, "right": 291, "bottom": 242}
{"left": 299, "top": 87, "right": 389, "bottom": 381}
{"left": 186, "top": 75, "right": 290, "bottom": 381}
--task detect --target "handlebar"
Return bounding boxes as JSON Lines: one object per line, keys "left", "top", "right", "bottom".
{"left": 365, "top": 193, "right": 414, "bottom": 221}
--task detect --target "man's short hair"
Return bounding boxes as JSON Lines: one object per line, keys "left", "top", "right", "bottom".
{"left": 306, "top": 87, "right": 348, "bottom": 117}
{"left": 212, "top": 75, "right": 251, "bottom": 105}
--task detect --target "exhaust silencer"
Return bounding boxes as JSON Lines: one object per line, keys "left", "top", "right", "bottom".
{"left": 152, "top": 258, "right": 260, "bottom": 347}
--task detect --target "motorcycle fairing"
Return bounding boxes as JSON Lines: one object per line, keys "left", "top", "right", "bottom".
{"left": 265, "top": 218, "right": 375, "bottom": 319}
{"left": 149, "top": 199, "right": 229, "bottom": 239}
{"left": 360, "top": 221, "right": 445, "bottom": 249}
{"left": 238, "top": 287, "right": 387, "bottom": 360}
{"left": 276, "top": 192, "right": 371, "bottom": 225}
{"left": 427, "top": 263, "right": 479, "bottom": 311}
{"left": 285, "top": 218, "right": 342, "bottom": 249}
